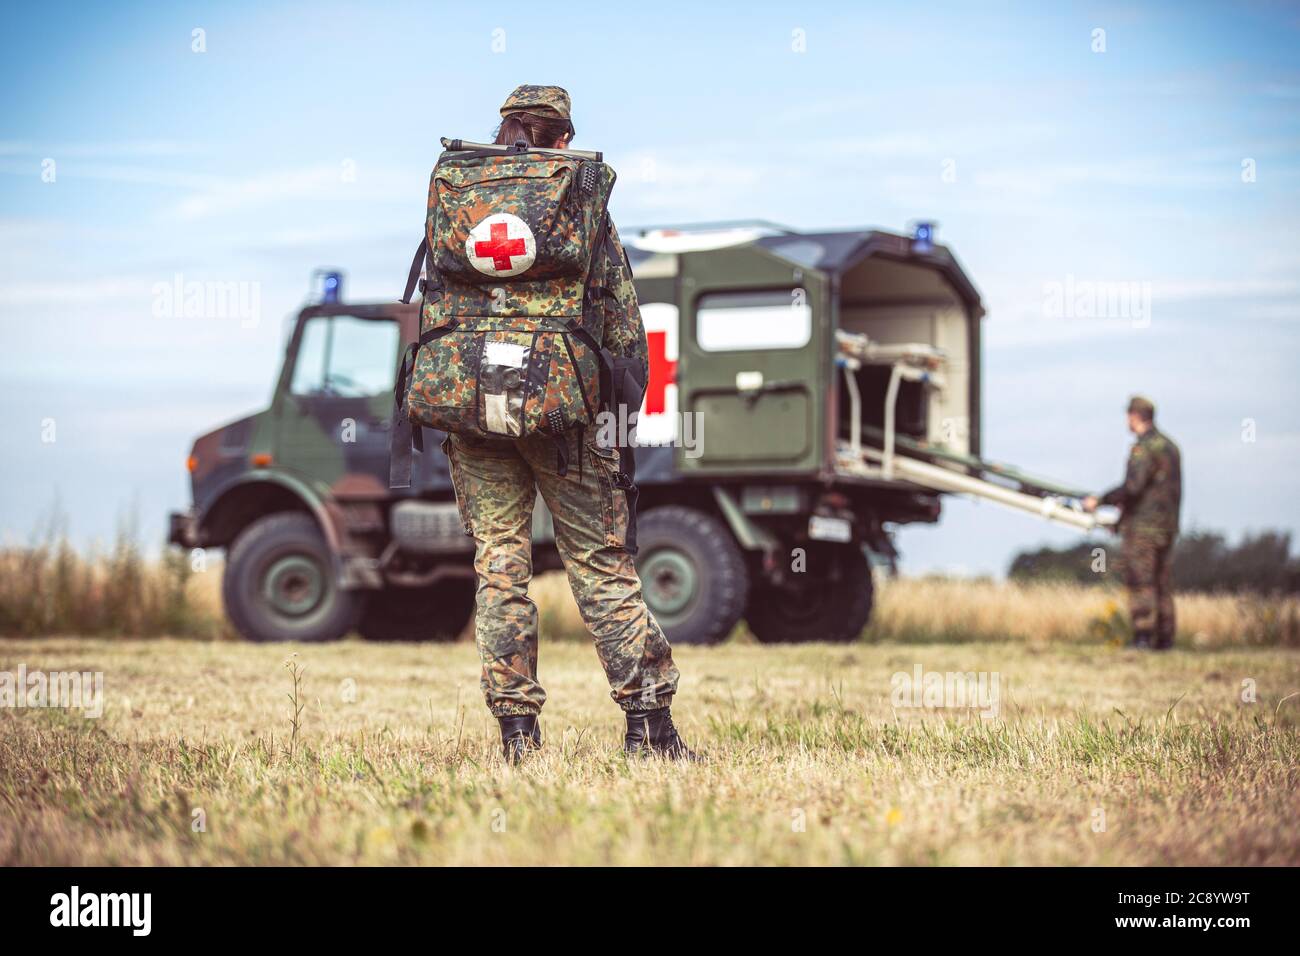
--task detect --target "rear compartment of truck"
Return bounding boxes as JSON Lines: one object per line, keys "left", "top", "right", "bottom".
{"left": 834, "top": 253, "right": 977, "bottom": 457}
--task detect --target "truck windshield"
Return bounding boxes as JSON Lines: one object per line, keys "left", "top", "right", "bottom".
{"left": 289, "top": 314, "right": 398, "bottom": 398}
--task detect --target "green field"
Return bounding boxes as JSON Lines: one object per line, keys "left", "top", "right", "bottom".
{"left": 2, "top": 636, "right": 1297, "bottom": 866}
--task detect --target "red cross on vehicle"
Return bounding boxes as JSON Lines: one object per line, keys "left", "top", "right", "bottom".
{"left": 646, "top": 328, "right": 677, "bottom": 415}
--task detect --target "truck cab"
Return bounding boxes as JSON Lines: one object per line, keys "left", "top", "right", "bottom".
{"left": 171, "top": 292, "right": 477, "bottom": 644}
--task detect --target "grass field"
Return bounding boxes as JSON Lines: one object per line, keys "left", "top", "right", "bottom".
{"left": 6, "top": 538, "right": 1298, "bottom": 648}
{"left": 3, "top": 627, "right": 1297, "bottom": 865}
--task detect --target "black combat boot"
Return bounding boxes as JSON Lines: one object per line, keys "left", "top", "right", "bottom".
{"left": 624, "top": 708, "right": 699, "bottom": 761}
{"left": 498, "top": 714, "right": 541, "bottom": 765}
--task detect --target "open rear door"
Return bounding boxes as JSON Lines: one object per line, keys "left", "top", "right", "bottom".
{"left": 675, "top": 246, "right": 825, "bottom": 474}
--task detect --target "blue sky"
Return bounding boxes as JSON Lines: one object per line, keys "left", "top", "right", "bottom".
{"left": 1, "top": 0, "right": 1298, "bottom": 574}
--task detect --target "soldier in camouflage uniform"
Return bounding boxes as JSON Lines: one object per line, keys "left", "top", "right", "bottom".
{"left": 1084, "top": 396, "right": 1182, "bottom": 650}
{"left": 442, "top": 86, "right": 693, "bottom": 762}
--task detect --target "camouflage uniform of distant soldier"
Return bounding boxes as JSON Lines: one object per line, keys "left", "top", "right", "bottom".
{"left": 440, "top": 86, "right": 692, "bottom": 761}
{"left": 1085, "top": 396, "right": 1182, "bottom": 650}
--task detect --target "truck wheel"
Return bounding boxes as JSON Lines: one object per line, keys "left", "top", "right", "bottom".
{"left": 358, "top": 578, "right": 476, "bottom": 642}
{"left": 635, "top": 506, "right": 748, "bottom": 646}
{"left": 746, "top": 543, "right": 874, "bottom": 644}
{"left": 223, "top": 512, "right": 362, "bottom": 643}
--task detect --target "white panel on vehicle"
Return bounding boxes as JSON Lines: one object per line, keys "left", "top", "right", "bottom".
{"left": 930, "top": 305, "right": 970, "bottom": 454}
{"left": 636, "top": 302, "right": 679, "bottom": 447}
{"left": 697, "top": 293, "right": 811, "bottom": 352}
{"left": 630, "top": 227, "right": 765, "bottom": 253}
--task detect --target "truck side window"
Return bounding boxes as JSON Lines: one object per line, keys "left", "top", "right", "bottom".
{"left": 696, "top": 289, "right": 812, "bottom": 352}
{"left": 289, "top": 315, "right": 399, "bottom": 398}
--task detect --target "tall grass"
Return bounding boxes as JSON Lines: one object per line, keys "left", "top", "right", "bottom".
{"left": 0, "top": 515, "right": 226, "bottom": 640}
{"left": 866, "top": 575, "right": 1300, "bottom": 648}
{"left": 2, "top": 521, "right": 1297, "bottom": 647}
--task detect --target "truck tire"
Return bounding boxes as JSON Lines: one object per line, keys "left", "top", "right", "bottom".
{"left": 358, "top": 578, "right": 476, "bottom": 642}
{"left": 746, "top": 543, "right": 874, "bottom": 644}
{"left": 223, "top": 512, "right": 362, "bottom": 643}
{"left": 635, "top": 506, "right": 748, "bottom": 646}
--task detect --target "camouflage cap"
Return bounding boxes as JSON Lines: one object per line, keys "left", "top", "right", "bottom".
{"left": 500, "top": 85, "right": 574, "bottom": 136}
{"left": 1128, "top": 395, "right": 1156, "bottom": 418}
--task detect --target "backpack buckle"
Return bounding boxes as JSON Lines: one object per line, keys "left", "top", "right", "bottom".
{"left": 577, "top": 162, "right": 599, "bottom": 198}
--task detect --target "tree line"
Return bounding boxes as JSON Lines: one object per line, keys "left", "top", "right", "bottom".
{"left": 1008, "top": 530, "right": 1300, "bottom": 594}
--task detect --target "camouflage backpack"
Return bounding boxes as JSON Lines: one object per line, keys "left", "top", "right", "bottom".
{"left": 390, "top": 137, "right": 620, "bottom": 488}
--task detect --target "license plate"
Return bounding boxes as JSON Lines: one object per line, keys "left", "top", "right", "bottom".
{"left": 808, "top": 515, "right": 852, "bottom": 543}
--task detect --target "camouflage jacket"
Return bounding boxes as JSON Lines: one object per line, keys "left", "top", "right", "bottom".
{"left": 1101, "top": 427, "right": 1182, "bottom": 537}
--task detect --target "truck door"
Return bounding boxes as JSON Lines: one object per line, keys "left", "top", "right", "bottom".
{"left": 675, "top": 248, "right": 825, "bottom": 474}
{"left": 273, "top": 312, "right": 400, "bottom": 493}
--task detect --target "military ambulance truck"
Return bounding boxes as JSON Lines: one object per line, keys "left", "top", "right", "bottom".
{"left": 169, "top": 223, "right": 1108, "bottom": 645}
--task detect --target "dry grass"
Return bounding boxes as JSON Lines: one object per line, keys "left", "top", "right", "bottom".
{"left": 530, "top": 572, "right": 1300, "bottom": 649}
{"left": 4, "top": 550, "right": 1296, "bottom": 865}
{"left": 4, "top": 535, "right": 1296, "bottom": 649}
{"left": 0, "top": 542, "right": 228, "bottom": 640}
{"left": 2, "top": 636, "right": 1297, "bottom": 865}
{"left": 866, "top": 577, "right": 1300, "bottom": 649}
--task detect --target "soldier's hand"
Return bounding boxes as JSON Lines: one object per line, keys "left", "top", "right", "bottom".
{"left": 1082, "top": 495, "right": 1098, "bottom": 513}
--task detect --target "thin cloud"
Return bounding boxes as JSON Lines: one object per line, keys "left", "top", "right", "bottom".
{"left": 0, "top": 277, "right": 156, "bottom": 307}
{"left": 0, "top": 140, "right": 205, "bottom": 158}
{"left": 166, "top": 164, "right": 415, "bottom": 220}
{"left": 0, "top": 160, "right": 220, "bottom": 190}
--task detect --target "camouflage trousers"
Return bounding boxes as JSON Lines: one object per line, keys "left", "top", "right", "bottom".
{"left": 444, "top": 429, "right": 679, "bottom": 717}
{"left": 1122, "top": 530, "right": 1176, "bottom": 647}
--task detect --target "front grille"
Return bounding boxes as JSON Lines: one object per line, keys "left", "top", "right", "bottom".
{"left": 390, "top": 501, "right": 474, "bottom": 554}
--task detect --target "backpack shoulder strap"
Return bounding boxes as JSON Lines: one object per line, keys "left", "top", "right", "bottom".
{"left": 390, "top": 250, "right": 451, "bottom": 489}
{"left": 580, "top": 211, "right": 612, "bottom": 314}
{"left": 400, "top": 236, "right": 429, "bottom": 305}
{"left": 561, "top": 211, "right": 618, "bottom": 416}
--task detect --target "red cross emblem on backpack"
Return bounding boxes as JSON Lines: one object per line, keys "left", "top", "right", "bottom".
{"left": 465, "top": 213, "right": 537, "bottom": 278}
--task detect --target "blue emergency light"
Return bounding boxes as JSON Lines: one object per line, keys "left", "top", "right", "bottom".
{"left": 321, "top": 271, "right": 342, "bottom": 303}
{"left": 912, "top": 221, "right": 935, "bottom": 254}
